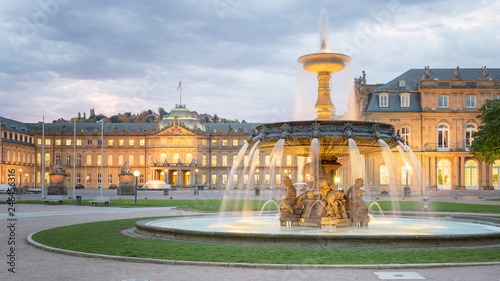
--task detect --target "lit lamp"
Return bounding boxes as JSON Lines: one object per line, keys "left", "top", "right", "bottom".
{"left": 133, "top": 170, "right": 140, "bottom": 207}
{"left": 334, "top": 176, "right": 340, "bottom": 191}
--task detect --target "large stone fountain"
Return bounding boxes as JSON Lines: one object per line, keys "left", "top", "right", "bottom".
{"left": 246, "top": 10, "right": 401, "bottom": 229}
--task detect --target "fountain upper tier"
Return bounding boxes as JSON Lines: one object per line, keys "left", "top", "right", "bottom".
{"left": 248, "top": 120, "right": 402, "bottom": 160}
{"left": 298, "top": 53, "right": 351, "bottom": 74}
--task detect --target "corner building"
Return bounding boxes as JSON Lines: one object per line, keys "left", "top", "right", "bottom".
{"left": 347, "top": 68, "right": 500, "bottom": 194}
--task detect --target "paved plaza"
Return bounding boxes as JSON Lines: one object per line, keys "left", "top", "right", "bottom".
{"left": 1, "top": 190, "right": 499, "bottom": 281}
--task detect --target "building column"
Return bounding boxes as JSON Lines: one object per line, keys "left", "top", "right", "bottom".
{"left": 460, "top": 156, "right": 465, "bottom": 190}
{"left": 454, "top": 156, "right": 460, "bottom": 190}
{"left": 429, "top": 156, "right": 436, "bottom": 190}
{"left": 482, "top": 161, "right": 487, "bottom": 191}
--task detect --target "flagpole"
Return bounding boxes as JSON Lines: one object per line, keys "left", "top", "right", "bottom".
{"left": 73, "top": 117, "right": 76, "bottom": 199}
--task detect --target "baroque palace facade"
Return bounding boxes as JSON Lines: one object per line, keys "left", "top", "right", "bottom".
{"left": 1, "top": 67, "right": 499, "bottom": 194}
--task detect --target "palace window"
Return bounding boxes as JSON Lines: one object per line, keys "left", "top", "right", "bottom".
{"left": 129, "top": 139, "right": 134, "bottom": 146}
{"left": 202, "top": 139, "right": 207, "bottom": 146}
{"left": 233, "top": 139, "right": 239, "bottom": 146}
{"left": 45, "top": 139, "right": 51, "bottom": 146}
{"left": 107, "top": 174, "right": 113, "bottom": 184}
{"left": 401, "top": 126, "right": 410, "bottom": 146}
{"left": 437, "top": 159, "right": 451, "bottom": 188}
{"left": 119, "top": 139, "right": 124, "bottom": 146}
{"left": 465, "top": 160, "right": 478, "bottom": 189}
{"left": 211, "top": 174, "right": 217, "bottom": 184}
{"left": 55, "top": 154, "right": 61, "bottom": 164}
{"left": 77, "top": 139, "right": 82, "bottom": 146}
{"left": 45, "top": 153, "right": 50, "bottom": 165}
{"left": 97, "top": 140, "right": 102, "bottom": 146}
{"left": 66, "top": 139, "right": 72, "bottom": 146}
{"left": 76, "top": 173, "right": 81, "bottom": 184}
{"left": 265, "top": 174, "right": 270, "bottom": 184}
{"left": 438, "top": 124, "right": 449, "bottom": 150}
{"left": 211, "top": 155, "right": 217, "bottom": 166}
{"left": 233, "top": 174, "right": 238, "bottom": 184}
{"left": 222, "top": 139, "right": 227, "bottom": 146}
{"left": 379, "top": 93, "right": 389, "bottom": 107}
{"left": 173, "top": 153, "right": 180, "bottom": 164}
{"left": 222, "top": 174, "right": 227, "bottom": 184}
{"left": 118, "top": 155, "right": 124, "bottom": 166}
{"left": 466, "top": 96, "right": 476, "bottom": 108}
{"left": 202, "top": 155, "right": 207, "bottom": 166}
{"left": 402, "top": 166, "right": 411, "bottom": 185}
{"left": 211, "top": 139, "right": 217, "bottom": 146}
{"left": 108, "top": 139, "right": 114, "bottom": 146}
{"left": 465, "top": 124, "right": 476, "bottom": 150}
{"left": 244, "top": 174, "right": 249, "bottom": 184}
{"left": 88, "top": 140, "right": 93, "bottom": 146}
{"left": 128, "top": 155, "right": 134, "bottom": 166}
{"left": 287, "top": 155, "right": 293, "bottom": 166}
{"left": 492, "top": 160, "right": 500, "bottom": 188}
{"left": 97, "top": 154, "right": 101, "bottom": 166}
{"left": 98, "top": 173, "right": 101, "bottom": 184}
{"left": 140, "top": 139, "right": 145, "bottom": 146}
{"left": 253, "top": 155, "right": 259, "bottom": 166}
{"left": 438, "top": 96, "right": 448, "bottom": 108}
{"left": 222, "top": 155, "right": 228, "bottom": 167}
{"left": 276, "top": 174, "right": 281, "bottom": 184}
{"left": 140, "top": 155, "right": 145, "bottom": 166}
{"left": 108, "top": 155, "right": 113, "bottom": 166}
{"left": 86, "top": 173, "right": 92, "bottom": 183}
{"left": 380, "top": 164, "right": 388, "bottom": 184}
{"left": 55, "top": 139, "right": 61, "bottom": 145}
{"left": 66, "top": 155, "right": 71, "bottom": 166}
{"left": 265, "top": 155, "right": 271, "bottom": 167}
{"left": 400, "top": 93, "right": 410, "bottom": 107}
{"left": 186, "top": 153, "right": 193, "bottom": 164}
{"left": 139, "top": 174, "right": 145, "bottom": 184}
{"left": 254, "top": 174, "right": 260, "bottom": 184}
{"left": 76, "top": 154, "right": 82, "bottom": 166}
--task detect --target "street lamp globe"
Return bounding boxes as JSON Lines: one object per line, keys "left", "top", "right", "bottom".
{"left": 133, "top": 170, "right": 140, "bottom": 177}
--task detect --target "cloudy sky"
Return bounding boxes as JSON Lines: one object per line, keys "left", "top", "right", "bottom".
{"left": 1, "top": 0, "right": 499, "bottom": 123}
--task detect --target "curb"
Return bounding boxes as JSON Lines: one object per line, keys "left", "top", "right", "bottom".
{"left": 27, "top": 231, "right": 500, "bottom": 270}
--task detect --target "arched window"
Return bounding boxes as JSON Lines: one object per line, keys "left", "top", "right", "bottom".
{"left": 465, "top": 160, "right": 478, "bottom": 190}
{"left": 233, "top": 174, "right": 238, "bottom": 184}
{"left": 438, "top": 124, "right": 449, "bottom": 150}
{"left": 222, "top": 155, "right": 228, "bottom": 167}
{"left": 437, "top": 159, "right": 451, "bottom": 189}
{"left": 211, "top": 154, "right": 217, "bottom": 166}
{"left": 173, "top": 153, "right": 180, "bottom": 164}
{"left": 492, "top": 160, "right": 500, "bottom": 190}
{"left": 402, "top": 166, "right": 411, "bottom": 185}
{"left": 465, "top": 124, "right": 476, "bottom": 150}
{"left": 380, "top": 164, "right": 388, "bottom": 184}
{"left": 401, "top": 126, "right": 410, "bottom": 146}
{"left": 186, "top": 153, "right": 193, "bottom": 164}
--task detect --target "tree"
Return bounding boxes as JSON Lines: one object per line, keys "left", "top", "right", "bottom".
{"left": 470, "top": 99, "right": 500, "bottom": 165}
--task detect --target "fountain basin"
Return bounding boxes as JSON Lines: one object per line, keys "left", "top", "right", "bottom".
{"left": 298, "top": 53, "right": 351, "bottom": 73}
{"left": 135, "top": 214, "right": 500, "bottom": 249}
{"left": 248, "top": 120, "right": 401, "bottom": 159}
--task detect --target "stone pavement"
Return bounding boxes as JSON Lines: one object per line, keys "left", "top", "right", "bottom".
{"left": 0, "top": 198, "right": 499, "bottom": 281}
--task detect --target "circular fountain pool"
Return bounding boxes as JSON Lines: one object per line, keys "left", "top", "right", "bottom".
{"left": 135, "top": 214, "right": 500, "bottom": 249}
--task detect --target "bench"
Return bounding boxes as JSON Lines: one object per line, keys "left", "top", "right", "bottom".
{"left": 42, "top": 195, "right": 65, "bottom": 205}
{"left": 25, "top": 188, "right": 42, "bottom": 194}
{"left": 91, "top": 196, "right": 111, "bottom": 207}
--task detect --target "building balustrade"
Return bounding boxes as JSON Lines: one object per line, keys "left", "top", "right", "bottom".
{"left": 423, "top": 141, "right": 467, "bottom": 152}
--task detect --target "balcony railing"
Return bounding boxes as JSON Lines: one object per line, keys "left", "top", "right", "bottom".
{"left": 423, "top": 141, "right": 467, "bottom": 152}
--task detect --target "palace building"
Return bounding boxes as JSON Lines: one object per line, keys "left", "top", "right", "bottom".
{"left": 1, "top": 67, "right": 499, "bottom": 194}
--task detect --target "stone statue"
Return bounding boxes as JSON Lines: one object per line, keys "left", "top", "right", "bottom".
{"left": 453, "top": 66, "right": 462, "bottom": 80}
{"left": 121, "top": 161, "right": 132, "bottom": 174}
{"left": 346, "top": 178, "right": 370, "bottom": 225}
{"left": 51, "top": 161, "right": 66, "bottom": 174}
{"left": 279, "top": 177, "right": 297, "bottom": 214}
{"left": 422, "top": 66, "right": 433, "bottom": 80}
{"left": 479, "top": 66, "right": 489, "bottom": 80}
{"left": 360, "top": 70, "right": 366, "bottom": 85}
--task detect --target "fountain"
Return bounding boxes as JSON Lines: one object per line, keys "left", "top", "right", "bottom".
{"left": 134, "top": 10, "right": 500, "bottom": 248}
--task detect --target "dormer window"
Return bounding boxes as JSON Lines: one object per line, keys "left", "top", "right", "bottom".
{"left": 379, "top": 93, "right": 389, "bottom": 108}
{"left": 400, "top": 93, "right": 410, "bottom": 108}
{"left": 398, "top": 80, "right": 406, "bottom": 87}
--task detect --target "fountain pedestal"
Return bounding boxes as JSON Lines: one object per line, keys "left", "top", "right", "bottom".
{"left": 47, "top": 161, "right": 68, "bottom": 195}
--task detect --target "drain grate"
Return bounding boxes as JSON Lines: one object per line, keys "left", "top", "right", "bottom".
{"left": 374, "top": 272, "right": 426, "bottom": 280}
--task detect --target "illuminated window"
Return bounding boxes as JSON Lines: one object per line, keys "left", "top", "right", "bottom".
{"left": 222, "top": 140, "right": 227, "bottom": 146}
{"left": 173, "top": 153, "right": 180, "bottom": 164}
{"left": 265, "top": 174, "right": 270, "bottom": 184}
{"left": 55, "top": 139, "right": 61, "bottom": 145}
{"left": 265, "top": 155, "right": 271, "bottom": 167}
{"left": 66, "top": 139, "right": 72, "bottom": 146}
{"left": 211, "top": 174, "right": 217, "bottom": 184}
{"left": 438, "top": 124, "right": 449, "bottom": 150}
{"left": 37, "top": 139, "right": 42, "bottom": 145}
{"left": 465, "top": 124, "right": 476, "bottom": 150}
{"left": 402, "top": 166, "right": 411, "bottom": 185}
{"left": 161, "top": 139, "right": 166, "bottom": 145}
{"left": 129, "top": 139, "right": 134, "bottom": 146}
{"left": 401, "top": 126, "right": 410, "bottom": 146}
{"left": 140, "top": 139, "right": 145, "bottom": 146}
{"left": 202, "top": 174, "right": 207, "bottom": 184}
{"left": 222, "top": 174, "right": 227, "bottom": 184}
{"left": 233, "top": 155, "right": 237, "bottom": 166}
{"left": 233, "top": 174, "right": 238, "bottom": 184}
{"left": 211, "top": 154, "right": 217, "bottom": 166}
{"left": 287, "top": 155, "right": 292, "bottom": 166}
{"left": 45, "top": 153, "right": 50, "bottom": 165}
{"left": 211, "top": 139, "right": 217, "bottom": 146}
{"left": 276, "top": 174, "right": 281, "bottom": 184}
{"left": 97, "top": 154, "right": 101, "bottom": 166}
{"left": 492, "top": 160, "right": 500, "bottom": 188}
{"left": 437, "top": 159, "right": 451, "bottom": 188}
{"left": 173, "top": 139, "right": 179, "bottom": 145}
{"left": 202, "top": 155, "right": 207, "bottom": 166}
{"left": 108, "top": 139, "right": 114, "bottom": 146}
{"left": 465, "top": 160, "right": 478, "bottom": 189}
{"left": 244, "top": 155, "right": 249, "bottom": 166}
{"left": 77, "top": 139, "right": 82, "bottom": 146}
{"left": 186, "top": 153, "right": 193, "bottom": 164}
{"left": 254, "top": 174, "right": 259, "bottom": 184}
{"left": 45, "top": 139, "right": 51, "bottom": 146}
{"left": 380, "top": 165, "right": 388, "bottom": 184}
{"left": 87, "top": 155, "right": 92, "bottom": 166}
{"left": 244, "top": 174, "right": 248, "bottom": 184}
{"left": 233, "top": 139, "right": 239, "bottom": 146}
{"left": 276, "top": 157, "right": 281, "bottom": 167}
{"left": 222, "top": 155, "right": 228, "bottom": 166}
{"left": 86, "top": 173, "right": 91, "bottom": 183}
{"left": 119, "top": 140, "right": 124, "bottom": 146}
{"left": 202, "top": 139, "right": 207, "bottom": 146}
{"left": 253, "top": 155, "right": 259, "bottom": 166}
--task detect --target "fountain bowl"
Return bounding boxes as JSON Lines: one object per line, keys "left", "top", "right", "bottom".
{"left": 247, "top": 120, "right": 401, "bottom": 160}
{"left": 298, "top": 53, "right": 351, "bottom": 73}
{"left": 135, "top": 213, "right": 500, "bottom": 249}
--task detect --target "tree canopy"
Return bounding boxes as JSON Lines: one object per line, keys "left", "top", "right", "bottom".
{"left": 469, "top": 99, "right": 500, "bottom": 165}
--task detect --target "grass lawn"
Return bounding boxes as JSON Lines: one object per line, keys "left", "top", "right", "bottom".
{"left": 31, "top": 216, "right": 500, "bottom": 265}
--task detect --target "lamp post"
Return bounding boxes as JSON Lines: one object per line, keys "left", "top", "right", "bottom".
{"left": 133, "top": 170, "right": 140, "bottom": 207}
{"left": 18, "top": 169, "right": 22, "bottom": 195}
{"left": 194, "top": 168, "right": 199, "bottom": 198}
{"left": 334, "top": 176, "right": 340, "bottom": 191}
{"left": 403, "top": 166, "right": 411, "bottom": 199}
